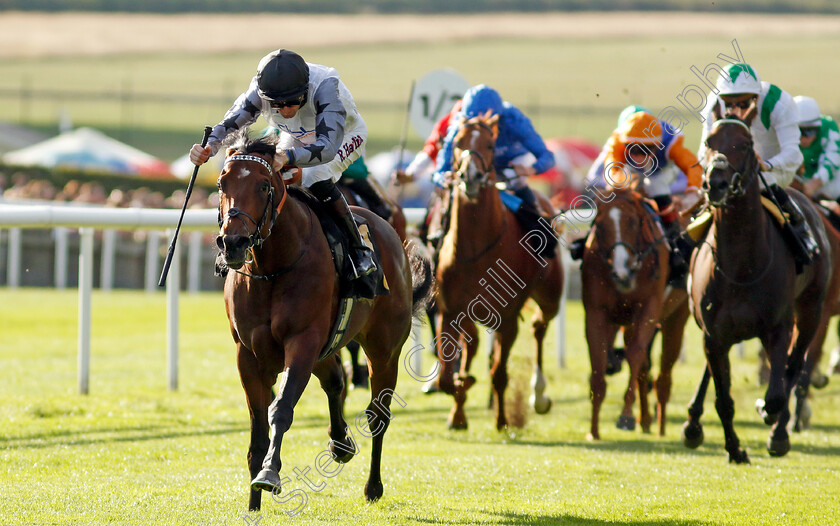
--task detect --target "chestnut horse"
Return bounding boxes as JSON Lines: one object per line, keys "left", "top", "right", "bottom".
{"left": 681, "top": 118, "right": 830, "bottom": 463}
{"left": 215, "top": 134, "right": 433, "bottom": 510}
{"left": 432, "top": 114, "right": 564, "bottom": 430}
{"left": 581, "top": 187, "right": 690, "bottom": 439}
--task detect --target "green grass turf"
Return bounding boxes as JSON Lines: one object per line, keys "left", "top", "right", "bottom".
{"left": 1, "top": 288, "right": 840, "bottom": 524}
{"left": 2, "top": 32, "right": 840, "bottom": 161}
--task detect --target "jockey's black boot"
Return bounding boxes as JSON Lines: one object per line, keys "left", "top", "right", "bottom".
{"left": 569, "top": 236, "right": 587, "bottom": 261}
{"left": 768, "top": 184, "right": 819, "bottom": 268}
{"left": 311, "top": 180, "right": 377, "bottom": 279}
{"left": 345, "top": 177, "right": 392, "bottom": 220}
{"left": 655, "top": 195, "right": 689, "bottom": 288}
{"left": 514, "top": 185, "right": 557, "bottom": 258}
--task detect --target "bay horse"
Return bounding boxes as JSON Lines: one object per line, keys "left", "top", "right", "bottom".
{"left": 432, "top": 113, "right": 564, "bottom": 430}
{"left": 681, "top": 118, "right": 830, "bottom": 463}
{"left": 215, "top": 133, "right": 433, "bottom": 510}
{"left": 581, "top": 185, "right": 689, "bottom": 439}
{"left": 338, "top": 177, "right": 409, "bottom": 390}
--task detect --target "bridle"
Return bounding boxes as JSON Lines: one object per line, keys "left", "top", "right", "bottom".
{"left": 217, "top": 154, "right": 288, "bottom": 249}
{"left": 702, "top": 118, "right": 757, "bottom": 207}
{"left": 593, "top": 195, "right": 665, "bottom": 277}
{"left": 452, "top": 119, "right": 496, "bottom": 196}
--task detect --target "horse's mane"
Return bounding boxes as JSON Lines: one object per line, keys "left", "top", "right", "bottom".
{"left": 224, "top": 129, "right": 278, "bottom": 157}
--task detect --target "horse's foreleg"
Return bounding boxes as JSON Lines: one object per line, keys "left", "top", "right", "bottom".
{"left": 313, "top": 355, "right": 356, "bottom": 463}
{"left": 681, "top": 364, "right": 710, "bottom": 449}
{"left": 657, "top": 301, "right": 690, "bottom": 436}
{"left": 757, "top": 324, "right": 794, "bottom": 426}
{"left": 530, "top": 310, "right": 552, "bottom": 415}
{"left": 585, "top": 311, "right": 619, "bottom": 441}
{"left": 252, "top": 341, "right": 319, "bottom": 495}
{"left": 621, "top": 312, "right": 659, "bottom": 434}
{"left": 448, "top": 321, "right": 479, "bottom": 430}
{"left": 705, "top": 341, "right": 749, "bottom": 464}
{"left": 237, "top": 345, "right": 273, "bottom": 511}
{"left": 364, "top": 355, "right": 401, "bottom": 502}
{"left": 490, "top": 319, "right": 518, "bottom": 431}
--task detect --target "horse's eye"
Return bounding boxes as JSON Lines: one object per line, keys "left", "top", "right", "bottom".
{"left": 216, "top": 179, "right": 223, "bottom": 191}
{"left": 260, "top": 181, "right": 270, "bottom": 193}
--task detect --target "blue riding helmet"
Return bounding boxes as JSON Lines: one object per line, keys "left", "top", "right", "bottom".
{"left": 461, "top": 84, "right": 504, "bottom": 118}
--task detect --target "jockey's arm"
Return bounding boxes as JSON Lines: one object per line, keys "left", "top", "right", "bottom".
{"left": 761, "top": 95, "right": 804, "bottom": 187}
{"left": 280, "top": 77, "right": 347, "bottom": 168}
{"left": 666, "top": 135, "right": 703, "bottom": 189}
{"left": 191, "top": 77, "right": 263, "bottom": 165}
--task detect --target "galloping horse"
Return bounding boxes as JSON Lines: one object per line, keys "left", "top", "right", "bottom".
{"left": 581, "top": 186, "right": 689, "bottom": 439}
{"left": 432, "top": 113, "right": 564, "bottom": 430}
{"left": 338, "top": 177, "right": 409, "bottom": 389}
{"left": 681, "top": 118, "right": 830, "bottom": 463}
{"left": 215, "top": 133, "right": 433, "bottom": 510}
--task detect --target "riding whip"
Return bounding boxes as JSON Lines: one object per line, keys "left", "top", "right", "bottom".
{"left": 394, "top": 79, "right": 416, "bottom": 185}
{"left": 158, "top": 125, "right": 213, "bottom": 287}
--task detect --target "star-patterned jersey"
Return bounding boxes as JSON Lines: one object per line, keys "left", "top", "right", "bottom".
{"left": 206, "top": 62, "right": 363, "bottom": 169}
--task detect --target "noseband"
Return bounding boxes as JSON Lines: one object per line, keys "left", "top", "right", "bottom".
{"left": 218, "top": 154, "right": 288, "bottom": 248}
{"left": 702, "top": 119, "right": 757, "bottom": 207}
{"left": 453, "top": 120, "right": 496, "bottom": 193}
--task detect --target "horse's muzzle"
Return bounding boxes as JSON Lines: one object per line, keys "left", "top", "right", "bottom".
{"left": 216, "top": 234, "right": 250, "bottom": 269}
{"left": 704, "top": 172, "right": 730, "bottom": 205}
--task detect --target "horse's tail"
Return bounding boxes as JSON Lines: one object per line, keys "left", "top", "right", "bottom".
{"left": 406, "top": 239, "right": 435, "bottom": 317}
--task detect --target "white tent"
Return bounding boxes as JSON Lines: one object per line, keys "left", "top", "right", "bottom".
{"left": 3, "top": 127, "right": 173, "bottom": 178}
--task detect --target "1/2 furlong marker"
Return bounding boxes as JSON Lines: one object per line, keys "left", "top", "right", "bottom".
{"left": 158, "top": 125, "right": 212, "bottom": 287}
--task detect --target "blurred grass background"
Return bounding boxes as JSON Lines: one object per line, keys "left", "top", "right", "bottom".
{"left": 2, "top": 31, "right": 839, "bottom": 162}
{"left": 1, "top": 288, "right": 839, "bottom": 524}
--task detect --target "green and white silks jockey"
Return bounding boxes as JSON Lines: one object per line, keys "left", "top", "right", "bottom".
{"left": 698, "top": 63, "right": 818, "bottom": 267}
{"left": 795, "top": 95, "right": 840, "bottom": 201}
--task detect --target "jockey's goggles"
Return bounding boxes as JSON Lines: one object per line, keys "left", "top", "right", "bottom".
{"left": 722, "top": 95, "right": 757, "bottom": 111}
{"left": 800, "top": 127, "right": 819, "bottom": 138}
{"left": 269, "top": 92, "right": 307, "bottom": 108}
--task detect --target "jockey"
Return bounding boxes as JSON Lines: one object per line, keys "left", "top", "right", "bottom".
{"left": 570, "top": 107, "right": 703, "bottom": 282}
{"left": 395, "top": 99, "right": 462, "bottom": 184}
{"left": 340, "top": 156, "right": 392, "bottom": 221}
{"left": 793, "top": 95, "right": 840, "bottom": 204}
{"left": 189, "top": 49, "right": 376, "bottom": 279}
{"left": 434, "top": 84, "right": 556, "bottom": 229}
{"left": 698, "top": 63, "right": 818, "bottom": 266}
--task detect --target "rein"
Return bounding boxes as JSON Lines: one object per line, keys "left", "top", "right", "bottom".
{"left": 595, "top": 195, "right": 665, "bottom": 274}
{"left": 219, "top": 153, "right": 306, "bottom": 281}
{"left": 702, "top": 119, "right": 758, "bottom": 207}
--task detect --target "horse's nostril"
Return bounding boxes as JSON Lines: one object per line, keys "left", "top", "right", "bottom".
{"left": 215, "top": 236, "right": 225, "bottom": 250}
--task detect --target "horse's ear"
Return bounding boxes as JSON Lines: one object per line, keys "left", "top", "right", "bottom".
{"left": 487, "top": 113, "right": 500, "bottom": 139}
{"left": 742, "top": 99, "right": 758, "bottom": 127}
{"left": 711, "top": 99, "right": 724, "bottom": 122}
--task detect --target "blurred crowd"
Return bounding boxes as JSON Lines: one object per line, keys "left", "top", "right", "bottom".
{"left": 0, "top": 171, "right": 218, "bottom": 210}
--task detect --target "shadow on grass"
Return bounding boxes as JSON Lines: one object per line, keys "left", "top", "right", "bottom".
{"left": 412, "top": 509, "right": 705, "bottom": 525}
{"left": 0, "top": 421, "right": 243, "bottom": 450}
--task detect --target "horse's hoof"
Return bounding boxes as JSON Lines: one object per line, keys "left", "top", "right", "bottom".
{"left": 767, "top": 437, "right": 791, "bottom": 457}
{"left": 755, "top": 399, "right": 778, "bottom": 426}
{"left": 447, "top": 418, "right": 468, "bottom": 431}
{"left": 421, "top": 379, "right": 440, "bottom": 394}
{"left": 616, "top": 415, "right": 636, "bottom": 431}
{"left": 330, "top": 438, "right": 357, "bottom": 463}
{"left": 251, "top": 469, "right": 282, "bottom": 493}
{"left": 455, "top": 374, "right": 476, "bottom": 391}
{"left": 364, "top": 479, "right": 384, "bottom": 502}
{"left": 728, "top": 449, "right": 750, "bottom": 464}
{"left": 586, "top": 431, "right": 599, "bottom": 441}
{"left": 811, "top": 371, "right": 829, "bottom": 389}
{"left": 681, "top": 421, "right": 704, "bottom": 449}
{"left": 532, "top": 396, "right": 552, "bottom": 415}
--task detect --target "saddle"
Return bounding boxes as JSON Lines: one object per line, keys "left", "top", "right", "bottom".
{"left": 684, "top": 197, "right": 810, "bottom": 273}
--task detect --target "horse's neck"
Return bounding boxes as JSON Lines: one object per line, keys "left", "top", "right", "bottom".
{"left": 252, "top": 196, "right": 310, "bottom": 273}
{"left": 713, "top": 184, "right": 769, "bottom": 270}
{"left": 450, "top": 185, "right": 505, "bottom": 249}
